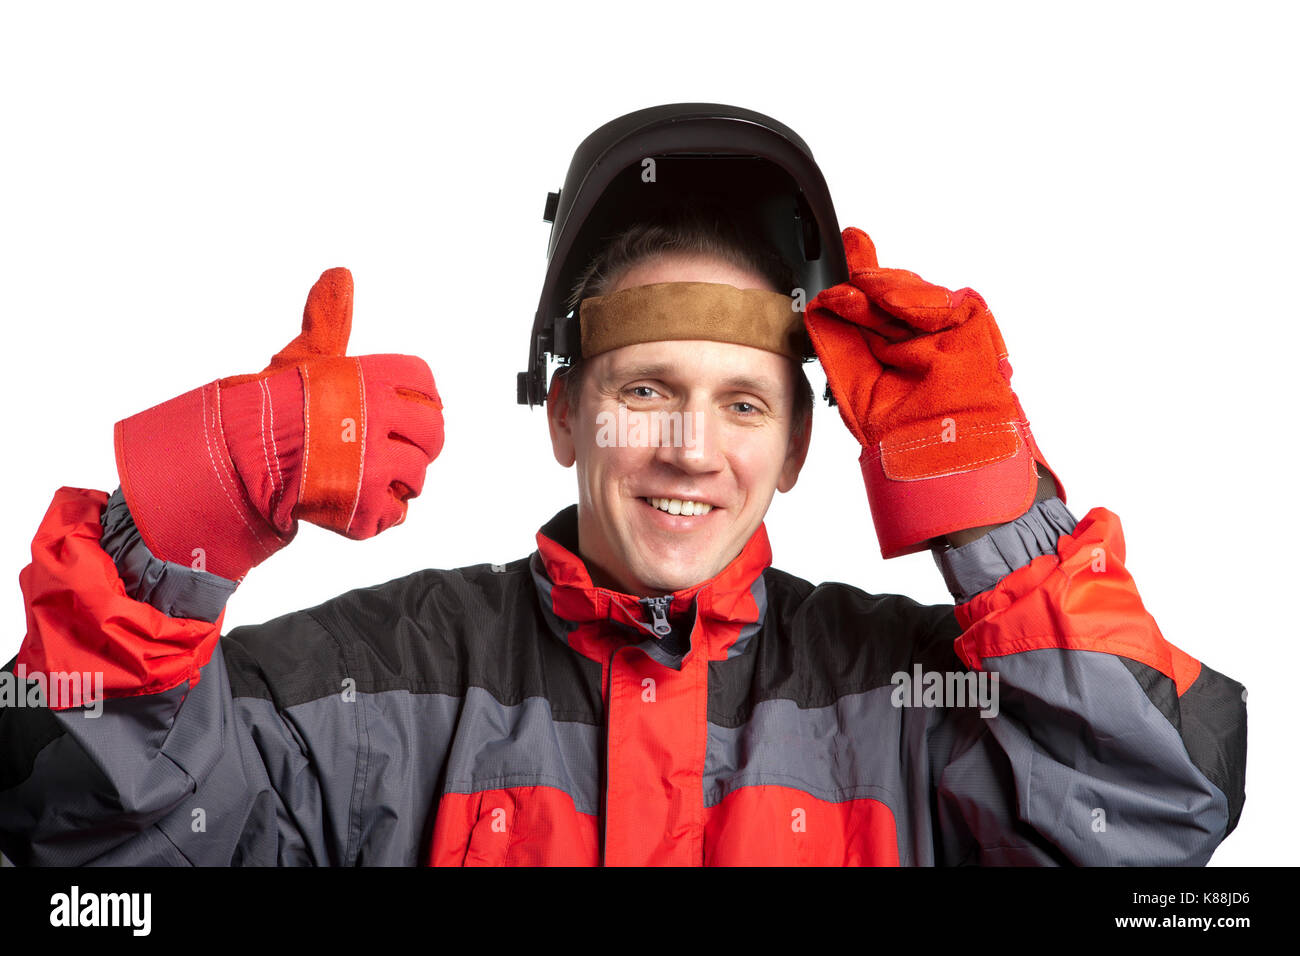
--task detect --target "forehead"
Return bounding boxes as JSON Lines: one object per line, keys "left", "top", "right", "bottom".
{"left": 589, "top": 339, "right": 795, "bottom": 397}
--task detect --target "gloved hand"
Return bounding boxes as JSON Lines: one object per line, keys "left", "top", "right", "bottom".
{"left": 805, "top": 227, "right": 1064, "bottom": 558}
{"left": 114, "top": 268, "right": 444, "bottom": 581}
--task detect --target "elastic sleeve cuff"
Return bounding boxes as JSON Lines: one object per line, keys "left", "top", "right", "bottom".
{"left": 931, "top": 496, "right": 1078, "bottom": 604}
{"left": 100, "top": 486, "right": 237, "bottom": 623}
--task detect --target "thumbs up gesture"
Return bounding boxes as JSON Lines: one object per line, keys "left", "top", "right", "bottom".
{"left": 114, "top": 268, "right": 444, "bottom": 582}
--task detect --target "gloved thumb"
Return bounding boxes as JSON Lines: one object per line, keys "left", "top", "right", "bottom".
{"left": 265, "top": 267, "right": 354, "bottom": 372}
{"left": 841, "top": 227, "right": 880, "bottom": 273}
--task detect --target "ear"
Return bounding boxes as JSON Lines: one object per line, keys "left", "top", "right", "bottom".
{"left": 776, "top": 412, "right": 812, "bottom": 493}
{"left": 546, "top": 370, "right": 577, "bottom": 468}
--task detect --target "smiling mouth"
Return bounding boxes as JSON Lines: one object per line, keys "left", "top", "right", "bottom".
{"left": 640, "top": 496, "right": 714, "bottom": 516}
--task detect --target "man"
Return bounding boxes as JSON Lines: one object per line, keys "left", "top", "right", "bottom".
{"left": 0, "top": 104, "right": 1245, "bottom": 866}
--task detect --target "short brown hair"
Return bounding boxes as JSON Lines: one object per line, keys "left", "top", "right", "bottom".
{"left": 558, "top": 205, "right": 814, "bottom": 440}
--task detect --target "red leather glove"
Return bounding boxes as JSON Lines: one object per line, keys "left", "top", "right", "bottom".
{"left": 114, "top": 268, "right": 445, "bottom": 581}
{"left": 805, "top": 227, "right": 1064, "bottom": 559}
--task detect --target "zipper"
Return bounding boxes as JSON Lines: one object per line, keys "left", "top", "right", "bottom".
{"left": 640, "top": 595, "right": 674, "bottom": 636}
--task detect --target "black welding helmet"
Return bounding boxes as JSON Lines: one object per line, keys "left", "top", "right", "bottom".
{"left": 517, "top": 102, "right": 849, "bottom": 406}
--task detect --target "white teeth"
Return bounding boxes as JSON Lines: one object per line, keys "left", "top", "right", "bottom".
{"left": 645, "top": 497, "right": 713, "bottom": 516}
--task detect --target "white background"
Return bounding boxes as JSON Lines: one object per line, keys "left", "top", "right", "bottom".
{"left": 1, "top": 1, "right": 1293, "bottom": 866}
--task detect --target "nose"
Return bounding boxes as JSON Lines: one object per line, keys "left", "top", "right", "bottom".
{"left": 651, "top": 402, "right": 723, "bottom": 473}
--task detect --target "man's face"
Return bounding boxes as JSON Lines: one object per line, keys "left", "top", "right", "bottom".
{"left": 546, "top": 254, "right": 811, "bottom": 597}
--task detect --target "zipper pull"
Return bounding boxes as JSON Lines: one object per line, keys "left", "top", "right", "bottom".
{"left": 641, "top": 596, "right": 673, "bottom": 636}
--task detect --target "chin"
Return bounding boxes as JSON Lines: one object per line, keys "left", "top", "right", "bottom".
{"left": 629, "top": 556, "right": 714, "bottom": 595}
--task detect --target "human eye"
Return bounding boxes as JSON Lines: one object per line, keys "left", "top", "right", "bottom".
{"left": 624, "top": 384, "right": 661, "bottom": 401}
{"left": 727, "top": 394, "right": 772, "bottom": 418}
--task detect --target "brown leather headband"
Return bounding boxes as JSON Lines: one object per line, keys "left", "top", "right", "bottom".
{"left": 579, "top": 282, "right": 806, "bottom": 360}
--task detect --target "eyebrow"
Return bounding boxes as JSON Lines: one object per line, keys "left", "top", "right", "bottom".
{"left": 603, "top": 362, "right": 783, "bottom": 396}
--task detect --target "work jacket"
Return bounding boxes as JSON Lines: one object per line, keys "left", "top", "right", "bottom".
{"left": 0, "top": 488, "right": 1246, "bottom": 865}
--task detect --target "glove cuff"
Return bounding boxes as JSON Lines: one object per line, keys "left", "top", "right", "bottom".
{"left": 114, "top": 380, "right": 292, "bottom": 581}
{"left": 861, "top": 420, "right": 1064, "bottom": 559}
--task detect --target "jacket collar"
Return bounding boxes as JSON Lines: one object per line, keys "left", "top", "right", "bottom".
{"left": 529, "top": 504, "right": 771, "bottom": 667}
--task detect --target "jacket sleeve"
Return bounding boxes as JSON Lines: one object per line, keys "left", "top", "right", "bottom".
{"left": 0, "top": 486, "right": 365, "bottom": 865}
{"left": 925, "top": 502, "right": 1247, "bottom": 865}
